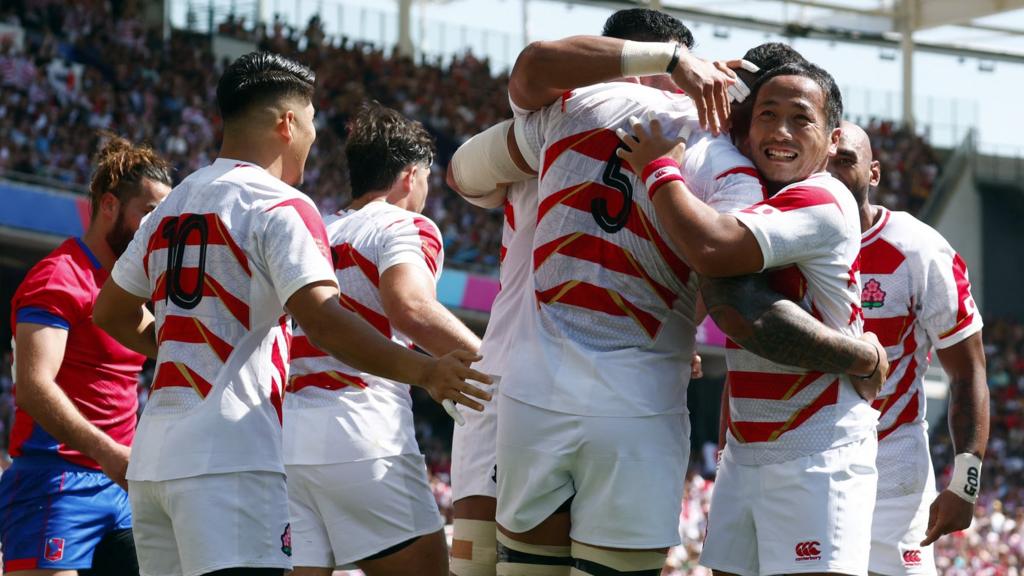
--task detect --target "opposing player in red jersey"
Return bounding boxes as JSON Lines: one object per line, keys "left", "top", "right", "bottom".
{"left": 1, "top": 135, "right": 171, "bottom": 575}
{"left": 93, "top": 52, "right": 489, "bottom": 576}
{"left": 619, "top": 62, "right": 887, "bottom": 576}
{"left": 284, "top": 103, "right": 484, "bottom": 576}
{"left": 827, "top": 121, "right": 988, "bottom": 576}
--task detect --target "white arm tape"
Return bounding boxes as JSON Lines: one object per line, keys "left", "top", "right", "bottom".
{"left": 949, "top": 452, "right": 982, "bottom": 504}
{"left": 449, "top": 119, "right": 533, "bottom": 209}
{"left": 621, "top": 41, "right": 677, "bottom": 77}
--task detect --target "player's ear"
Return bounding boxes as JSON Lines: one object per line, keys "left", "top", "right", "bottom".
{"left": 99, "top": 191, "right": 120, "bottom": 222}
{"left": 869, "top": 159, "right": 881, "bottom": 188}
{"left": 278, "top": 109, "right": 295, "bottom": 143}
{"left": 827, "top": 126, "right": 841, "bottom": 157}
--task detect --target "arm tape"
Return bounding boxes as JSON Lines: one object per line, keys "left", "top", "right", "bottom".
{"left": 450, "top": 119, "right": 534, "bottom": 209}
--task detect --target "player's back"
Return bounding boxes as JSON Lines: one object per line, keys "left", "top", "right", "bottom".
{"left": 112, "top": 158, "right": 334, "bottom": 482}
{"left": 284, "top": 201, "right": 443, "bottom": 465}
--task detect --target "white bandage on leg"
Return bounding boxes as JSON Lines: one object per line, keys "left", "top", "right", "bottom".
{"left": 495, "top": 531, "right": 571, "bottom": 576}
{"left": 450, "top": 119, "right": 534, "bottom": 209}
{"left": 451, "top": 519, "right": 499, "bottom": 576}
{"left": 620, "top": 41, "right": 678, "bottom": 77}
{"left": 569, "top": 541, "right": 666, "bottom": 575}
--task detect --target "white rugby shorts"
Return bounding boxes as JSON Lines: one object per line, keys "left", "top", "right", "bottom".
{"left": 285, "top": 453, "right": 444, "bottom": 568}
{"left": 869, "top": 488, "right": 938, "bottom": 575}
{"left": 700, "top": 435, "right": 878, "bottom": 576}
{"left": 128, "top": 471, "right": 291, "bottom": 576}
{"left": 451, "top": 376, "right": 500, "bottom": 502}
{"left": 496, "top": 395, "right": 689, "bottom": 549}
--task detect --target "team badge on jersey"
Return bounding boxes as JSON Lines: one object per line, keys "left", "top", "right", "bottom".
{"left": 45, "top": 537, "right": 65, "bottom": 561}
{"left": 862, "top": 279, "right": 887, "bottom": 308}
{"left": 280, "top": 524, "right": 292, "bottom": 556}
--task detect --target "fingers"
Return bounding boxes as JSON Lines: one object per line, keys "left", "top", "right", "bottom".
{"left": 459, "top": 365, "right": 493, "bottom": 386}
{"left": 702, "top": 84, "right": 718, "bottom": 135}
{"left": 449, "top": 349, "right": 483, "bottom": 365}
{"left": 450, "top": 390, "right": 485, "bottom": 412}
{"left": 442, "top": 399, "right": 466, "bottom": 426}
{"left": 615, "top": 128, "right": 640, "bottom": 151}
{"left": 693, "top": 88, "right": 709, "bottom": 133}
{"left": 714, "top": 80, "right": 730, "bottom": 132}
{"left": 727, "top": 78, "right": 751, "bottom": 104}
{"left": 920, "top": 500, "right": 941, "bottom": 546}
{"left": 458, "top": 378, "right": 493, "bottom": 402}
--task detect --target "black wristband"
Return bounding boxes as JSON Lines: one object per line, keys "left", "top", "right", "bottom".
{"left": 666, "top": 43, "right": 681, "bottom": 74}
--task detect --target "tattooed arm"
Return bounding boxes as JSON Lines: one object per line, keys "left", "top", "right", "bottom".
{"left": 701, "top": 274, "right": 888, "bottom": 399}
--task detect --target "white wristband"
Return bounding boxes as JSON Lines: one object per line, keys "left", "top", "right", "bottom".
{"left": 949, "top": 452, "right": 982, "bottom": 503}
{"left": 621, "top": 41, "right": 677, "bottom": 77}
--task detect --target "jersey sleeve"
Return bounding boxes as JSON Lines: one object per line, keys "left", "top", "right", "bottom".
{"left": 13, "top": 259, "right": 88, "bottom": 330}
{"left": 731, "top": 185, "right": 847, "bottom": 271}
{"left": 379, "top": 215, "right": 444, "bottom": 281}
{"left": 260, "top": 196, "right": 339, "bottom": 306}
{"left": 111, "top": 213, "right": 157, "bottom": 299}
{"left": 919, "top": 238, "right": 983, "bottom": 349}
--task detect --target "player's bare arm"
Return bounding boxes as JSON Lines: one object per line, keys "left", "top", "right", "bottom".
{"left": 921, "top": 331, "right": 990, "bottom": 546}
{"left": 380, "top": 264, "right": 482, "bottom": 358}
{"left": 94, "top": 278, "right": 159, "bottom": 359}
{"left": 14, "top": 323, "right": 132, "bottom": 488}
{"left": 701, "top": 274, "right": 888, "bottom": 400}
{"left": 509, "top": 35, "right": 734, "bottom": 132}
{"left": 286, "top": 280, "right": 492, "bottom": 411}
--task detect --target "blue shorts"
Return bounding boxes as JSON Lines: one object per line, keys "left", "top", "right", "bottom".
{"left": 0, "top": 456, "right": 132, "bottom": 571}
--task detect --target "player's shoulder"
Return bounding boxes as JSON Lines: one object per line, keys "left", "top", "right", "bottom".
{"left": 360, "top": 202, "right": 441, "bottom": 237}
{"left": 772, "top": 172, "right": 853, "bottom": 211}
{"left": 879, "top": 209, "right": 953, "bottom": 256}
{"left": 16, "top": 239, "right": 91, "bottom": 297}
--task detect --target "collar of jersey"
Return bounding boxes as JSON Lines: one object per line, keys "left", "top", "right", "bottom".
{"left": 861, "top": 206, "right": 891, "bottom": 245}
{"left": 74, "top": 237, "right": 103, "bottom": 270}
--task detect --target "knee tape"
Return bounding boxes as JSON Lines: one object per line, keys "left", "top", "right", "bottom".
{"left": 451, "top": 519, "right": 498, "bottom": 576}
{"left": 495, "top": 531, "right": 571, "bottom": 576}
{"left": 569, "top": 541, "right": 665, "bottom": 575}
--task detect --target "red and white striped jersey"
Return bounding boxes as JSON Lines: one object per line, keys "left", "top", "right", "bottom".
{"left": 726, "top": 172, "right": 877, "bottom": 465}
{"left": 283, "top": 201, "right": 443, "bottom": 465}
{"left": 473, "top": 180, "right": 539, "bottom": 378}
{"left": 111, "top": 158, "right": 337, "bottom": 481}
{"left": 504, "top": 82, "right": 764, "bottom": 417}
{"left": 861, "top": 207, "right": 982, "bottom": 498}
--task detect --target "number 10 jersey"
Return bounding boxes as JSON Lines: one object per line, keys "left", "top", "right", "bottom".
{"left": 111, "top": 158, "right": 337, "bottom": 482}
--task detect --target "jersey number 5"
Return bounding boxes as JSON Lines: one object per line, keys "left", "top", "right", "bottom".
{"left": 161, "top": 214, "right": 209, "bottom": 309}
{"left": 591, "top": 144, "right": 632, "bottom": 233}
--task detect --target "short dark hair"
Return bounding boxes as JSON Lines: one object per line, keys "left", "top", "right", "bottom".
{"left": 216, "top": 51, "right": 315, "bottom": 122}
{"left": 742, "top": 42, "right": 807, "bottom": 73}
{"left": 602, "top": 8, "right": 695, "bottom": 48}
{"left": 345, "top": 101, "right": 436, "bottom": 199}
{"left": 89, "top": 133, "right": 172, "bottom": 218}
{"left": 753, "top": 61, "right": 844, "bottom": 131}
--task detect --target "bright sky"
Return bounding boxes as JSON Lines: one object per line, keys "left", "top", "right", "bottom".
{"left": 174, "top": 0, "right": 1024, "bottom": 153}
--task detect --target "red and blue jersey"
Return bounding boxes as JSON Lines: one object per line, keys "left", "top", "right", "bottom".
{"left": 9, "top": 237, "right": 144, "bottom": 469}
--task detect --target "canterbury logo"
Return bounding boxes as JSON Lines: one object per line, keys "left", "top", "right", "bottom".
{"left": 794, "top": 541, "right": 821, "bottom": 561}
{"left": 902, "top": 549, "right": 922, "bottom": 566}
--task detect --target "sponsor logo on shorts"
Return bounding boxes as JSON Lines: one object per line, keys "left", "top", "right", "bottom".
{"left": 902, "top": 549, "right": 922, "bottom": 567}
{"left": 280, "top": 524, "right": 292, "bottom": 557}
{"left": 45, "top": 537, "right": 65, "bottom": 562}
{"left": 794, "top": 541, "right": 821, "bottom": 562}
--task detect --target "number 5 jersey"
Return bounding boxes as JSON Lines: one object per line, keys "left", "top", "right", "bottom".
{"left": 111, "top": 158, "right": 337, "bottom": 482}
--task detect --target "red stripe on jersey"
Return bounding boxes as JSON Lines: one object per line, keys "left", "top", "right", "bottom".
{"left": 265, "top": 198, "right": 332, "bottom": 264}
{"left": 536, "top": 281, "right": 662, "bottom": 339}
{"left": 152, "top": 270, "right": 251, "bottom": 330}
{"left": 288, "top": 370, "right": 369, "bottom": 393}
{"left": 499, "top": 245, "right": 508, "bottom": 264}
{"left": 269, "top": 339, "right": 286, "bottom": 423}
{"left": 339, "top": 293, "right": 392, "bottom": 338}
{"left": 872, "top": 352, "right": 919, "bottom": 416}
{"left": 504, "top": 199, "right": 516, "bottom": 232}
{"left": 940, "top": 254, "right": 975, "bottom": 339}
{"left": 860, "top": 238, "right": 906, "bottom": 275}
{"left": 145, "top": 214, "right": 252, "bottom": 277}
{"left": 157, "top": 315, "right": 234, "bottom": 363}
{"left": 861, "top": 209, "right": 891, "bottom": 244}
{"left": 334, "top": 243, "right": 379, "bottom": 287}
{"left": 152, "top": 361, "right": 213, "bottom": 397}
{"left": 290, "top": 335, "right": 327, "bottom": 360}
{"left": 541, "top": 129, "right": 629, "bottom": 179}
{"left": 878, "top": 389, "right": 921, "bottom": 441}
{"left": 533, "top": 233, "right": 675, "bottom": 307}
{"left": 728, "top": 370, "right": 825, "bottom": 401}
{"left": 730, "top": 378, "right": 840, "bottom": 443}
{"left": 768, "top": 265, "right": 808, "bottom": 302}
{"left": 413, "top": 217, "right": 443, "bottom": 277}
{"left": 742, "top": 185, "right": 841, "bottom": 214}
{"left": 864, "top": 314, "right": 915, "bottom": 349}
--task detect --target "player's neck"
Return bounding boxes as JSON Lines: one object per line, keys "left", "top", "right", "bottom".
{"left": 81, "top": 227, "right": 117, "bottom": 270}
{"left": 218, "top": 139, "right": 285, "bottom": 181}
{"left": 860, "top": 201, "right": 880, "bottom": 233}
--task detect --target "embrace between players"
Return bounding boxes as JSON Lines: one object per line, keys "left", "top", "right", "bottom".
{"left": 0, "top": 7, "right": 986, "bottom": 576}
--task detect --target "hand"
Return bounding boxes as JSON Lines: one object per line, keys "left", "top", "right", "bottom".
{"left": 690, "top": 353, "right": 703, "bottom": 379}
{"left": 615, "top": 116, "right": 686, "bottom": 175}
{"left": 671, "top": 50, "right": 735, "bottom": 135}
{"left": 95, "top": 442, "right": 131, "bottom": 491}
{"left": 417, "top": 349, "right": 493, "bottom": 412}
{"left": 713, "top": 59, "right": 759, "bottom": 104}
{"left": 851, "top": 332, "right": 888, "bottom": 403}
{"left": 921, "top": 490, "right": 975, "bottom": 546}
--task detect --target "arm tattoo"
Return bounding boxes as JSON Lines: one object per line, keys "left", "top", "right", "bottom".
{"left": 701, "top": 274, "right": 871, "bottom": 373}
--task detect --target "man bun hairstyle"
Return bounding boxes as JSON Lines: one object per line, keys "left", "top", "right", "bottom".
{"left": 216, "top": 51, "right": 316, "bottom": 123}
{"left": 602, "top": 8, "right": 695, "bottom": 48}
{"left": 345, "top": 101, "right": 436, "bottom": 200}
{"left": 88, "top": 133, "right": 172, "bottom": 218}
{"left": 753, "top": 61, "right": 844, "bottom": 131}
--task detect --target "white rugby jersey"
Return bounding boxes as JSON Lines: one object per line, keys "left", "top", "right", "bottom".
{"left": 861, "top": 207, "right": 982, "bottom": 498}
{"left": 283, "top": 201, "right": 443, "bottom": 465}
{"left": 726, "top": 172, "right": 877, "bottom": 465}
{"left": 111, "top": 158, "right": 337, "bottom": 481}
{"left": 472, "top": 180, "right": 540, "bottom": 377}
{"left": 504, "top": 82, "right": 764, "bottom": 417}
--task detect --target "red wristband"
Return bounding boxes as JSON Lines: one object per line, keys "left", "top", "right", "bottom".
{"left": 641, "top": 158, "right": 684, "bottom": 200}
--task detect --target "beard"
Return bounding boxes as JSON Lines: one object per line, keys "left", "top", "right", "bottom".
{"left": 105, "top": 211, "right": 135, "bottom": 257}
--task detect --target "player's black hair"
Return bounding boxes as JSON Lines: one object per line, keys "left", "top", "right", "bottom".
{"left": 742, "top": 42, "right": 807, "bottom": 73}
{"left": 216, "top": 51, "right": 315, "bottom": 123}
{"left": 345, "top": 101, "right": 436, "bottom": 199}
{"left": 752, "top": 61, "right": 844, "bottom": 131}
{"left": 602, "top": 8, "right": 695, "bottom": 48}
